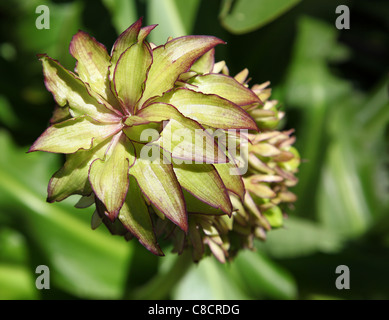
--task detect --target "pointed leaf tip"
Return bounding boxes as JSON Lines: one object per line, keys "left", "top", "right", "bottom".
{"left": 173, "top": 163, "right": 233, "bottom": 216}
{"left": 119, "top": 175, "right": 164, "bottom": 256}
{"left": 69, "top": 30, "right": 120, "bottom": 106}
{"left": 29, "top": 116, "right": 121, "bottom": 154}
{"left": 187, "top": 73, "right": 261, "bottom": 108}
{"left": 138, "top": 35, "right": 226, "bottom": 107}
{"left": 129, "top": 142, "right": 188, "bottom": 233}
{"left": 110, "top": 17, "right": 143, "bottom": 67}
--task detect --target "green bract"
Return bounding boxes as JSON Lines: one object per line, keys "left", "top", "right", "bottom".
{"left": 30, "top": 18, "right": 299, "bottom": 262}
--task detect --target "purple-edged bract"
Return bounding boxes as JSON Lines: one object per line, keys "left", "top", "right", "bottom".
{"left": 30, "top": 18, "right": 300, "bottom": 262}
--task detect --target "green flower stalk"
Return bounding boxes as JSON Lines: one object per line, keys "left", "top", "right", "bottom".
{"left": 30, "top": 18, "right": 299, "bottom": 262}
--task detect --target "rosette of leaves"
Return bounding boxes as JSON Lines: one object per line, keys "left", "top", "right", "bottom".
{"left": 29, "top": 18, "right": 264, "bottom": 257}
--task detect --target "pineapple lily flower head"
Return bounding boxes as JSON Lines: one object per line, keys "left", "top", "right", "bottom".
{"left": 30, "top": 18, "right": 299, "bottom": 261}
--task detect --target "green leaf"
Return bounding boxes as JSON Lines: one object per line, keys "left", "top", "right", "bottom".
{"left": 0, "top": 264, "right": 37, "bottom": 300}
{"left": 220, "top": 0, "right": 301, "bottom": 34}
{"left": 0, "top": 228, "right": 37, "bottom": 299}
{"left": 283, "top": 17, "right": 351, "bottom": 226}
{"left": 186, "top": 73, "right": 260, "bottom": 107}
{"left": 69, "top": 30, "right": 121, "bottom": 110}
{"left": 138, "top": 35, "right": 225, "bottom": 107}
{"left": 229, "top": 250, "right": 297, "bottom": 299}
{"left": 16, "top": 0, "right": 83, "bottom": 68}
{"left": 245, "top": 179, "right": 276, "bottom": 199}
{"left": 47, "top": 139, "right": 110, "bottom": 202}
{"left": 214, "top": 160, "right": 245, "bottom": 199}
{"left": 173, "top": 163, "right": 232, "bottom": 215}
{"left": 129, "top": 142, "right": 187, "bottom": 232}
{"left": 172, "top": 0, "right": 201, "bottom": 35}
{"left": 147, "top": 0, "right": 186, "bottom": 45}
{"left": 190, "top": 48, "right": 215, "bottom": 74}
{"left": 156, "top": 118, "right": 225, "bottom": 164}
{"left": 101, "top": 0, "right": 137, "bottom": 35}
{"left": 173, "top": 256, "right": 249, "bottom": 299}
{"left": 110, "top": 17, "right": 142, "bottom": 69}
{"left": 183, "top": 190, "right": 224, "bottom": 215}
{"left": 317, "top": 138, "right": 372, "bottom": 236}
{"left": 113, "top": 42, "right": 153, "bottom": 113}
{"left": 122, "top": 121, "right": 162, "bottom": 143}
{"left": 0, "top": 131, "right": 131, "bottom": 299}
{"left": 256, "top": 217, "right": 344, "bottom": 259}
{"left": 29, "top": 116, "right": 121, "bottom": 154}
{"left": 146, "top": 0, "right": 201, "bottom": 45}
{"left": 38, "top": 54, "right": 121, "bottom": 121}
{"left": 137, "top": 103, "right": 226, "bottom": 164}
{"left": 119, "top": 175, "right": 163, "bottom": 256}
{"left": 156, "top": 88, "right": 258, "bottom": 130}
{"left": 89, "top": 133, "right": 135, "bottom": 220}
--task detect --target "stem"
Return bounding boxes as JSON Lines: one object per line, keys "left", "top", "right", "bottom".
{"left": 130, "top": 250, "right": 193, "bottom": 300}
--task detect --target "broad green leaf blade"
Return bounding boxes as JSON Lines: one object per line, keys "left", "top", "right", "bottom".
{"left": 186, "top": 73, "right": 260, "bottom": 107}
{"left": 157, "top": 88, "right": 258, "bottom": 130}
{"left": 138, "top": 36, "right": 225, "bottom": 107}
{"left": 173, "top": 256, "right": 249, "bottom": 299}
{"left": 130, "top": 142, "right": 187, "bottom": 232}
{"left": 229, "top": 250, "right": 297, "bottom": 299}
{"left": 15, "top": 0, "right": 83, "bottom": 68}
{"left": 29, "top": 116, "right": 121, "bottom": 154}
{"left": 0, "top": 228, "right": 36, "bottom": 299}
{"left": 69, "top": 31, "right": 116, "bottom": 104}
{"left": 119, "top": 175, "right": 163, "bottom": 255}
{"left": 0, "top": 264, "right": 37, "bottom": 299}
{"left": 48, "top": 139, "right": 110, "bottom": 202}
{"left": 147, "top": 0, "right": 185, "bottom": 44}
{"left": 38, "top": 54, "right": 121, "bottom": 121}
{"left": 113, "top": 42, "right": 152, "bottom": 113}
{"left": 284, "top": 17, "right": 363, "bottom": 234}
{"left": 173, "top": 163, "right": 232, "bottom": 215}
{"left": 220, "top": 0, "right": 301, "bottom": 34}
{"left": 110, "top": 17, "right": 142, "bottom": 68}
{"left": 317, "top": 141, "right": 372, "bottom": 236}
{"left": 147, "top": 0, "right": 201, "bottom": 45}
{"left": 101, "top": 0, "right": 137, "bottom": 35}
{"left": 0, "top": 131, "right": 131, "bottom": 299}
{"left": 89, "top": 133, "right": 135, "bottom": 220}
{"left": 172, "top": 0, "right": 201, "bottom": 34}
{"left": 256, "top": 217, "right": 344, "bottom": 258}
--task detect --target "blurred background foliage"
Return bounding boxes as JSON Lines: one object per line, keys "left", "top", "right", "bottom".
{"left": 0, "top": 0, "right": 388, "bottom": 300}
